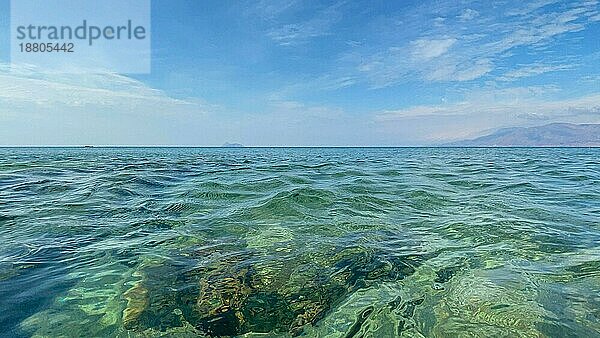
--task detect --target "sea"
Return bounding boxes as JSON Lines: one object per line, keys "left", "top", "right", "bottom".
{"left": 0, "top": 147, "right": 599, "bottom": 337}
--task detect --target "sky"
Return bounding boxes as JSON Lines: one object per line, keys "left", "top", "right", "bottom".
{"left": 1, "top": 0, "right": 599, "bottom": 146}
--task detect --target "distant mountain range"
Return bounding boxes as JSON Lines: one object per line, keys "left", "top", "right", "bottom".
{"left": 447, "top": 123, "right": 600, "bottom": 147}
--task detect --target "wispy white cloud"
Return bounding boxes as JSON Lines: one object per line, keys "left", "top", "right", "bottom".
{"left": 267, "top": 2, "right": 344, "bottom": 45}
{"left": 506, "top": 0, "right": 561, "bottom": 16}
{"left": 251, "top": 0, "right": 301, "bottom": 19}
{"left": 267, "top": 99, "right": 345, "bottom": 119}
{"left": 372, "top": 86, "right": 600, "bottom": 142}
{"left": 411, "top": 38, "right": 456, "bottom": 60}
{"left": 344, "top": 0, "right": 599, "bottom": 87}
{"left": 425, "top": 59, "right": 493, "bottom": 82}
{"left": 458, "top": 8, "right": 479, "bottom": 21}
{"left": 376, "top": 87, "right": 600, "bottom": 123}
{"left": 499, "top": 62, "right": 574, "bottom": 81}
{"left": 582, "top": 74, "right": 600, "bottom": 82}
{"left": 0, "top": 64, "right": 230, "bottom": 145}
{"left": 0, "top": 64, "right": 211, "bottom": 115}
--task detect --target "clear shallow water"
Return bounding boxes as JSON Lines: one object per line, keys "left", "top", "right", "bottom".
{"left": 0, "top": 147, "right": 599, "bottom": 337}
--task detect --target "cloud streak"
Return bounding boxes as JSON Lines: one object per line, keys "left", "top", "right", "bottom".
{"left": 344, "top": 0, "right": 599, "bottom": 87}
{"left": 376, "top": 88, "right": 600, "bottom": 124}
{"left": 372, "top": 88, "right": 600, "bottom": 143}
{"left": 267, "top": 2, "right": 344, "bottom": 45}
{"left": 0, "top": 64, "right": 203, "bottom": 113}
{"left": 411, "top": 38, "right": 457, "bottom": 60}
{"left": 499, "top": 63, "right": 575, "bottom": 81}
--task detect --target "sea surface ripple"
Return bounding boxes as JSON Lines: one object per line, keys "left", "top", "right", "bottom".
{"left": 0, "top": 148, "right": 599, "bottom": 337}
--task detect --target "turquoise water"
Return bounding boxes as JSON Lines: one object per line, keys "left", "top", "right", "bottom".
{"left": 0, "top": 147, "right": 599, "bottom": 337}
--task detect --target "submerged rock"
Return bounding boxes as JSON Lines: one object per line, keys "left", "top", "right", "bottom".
{"left": 122, "top": 244, "right": 430, "bottom": 337}
{"left": 123, "top": 281, "right": 149, "bottom": 330}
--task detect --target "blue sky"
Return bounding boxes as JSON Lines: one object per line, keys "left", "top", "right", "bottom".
{"left": 1, "top": 0, "right": 600, "bottom": 146}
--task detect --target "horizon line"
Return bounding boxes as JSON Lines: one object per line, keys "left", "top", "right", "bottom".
{"left": 1, "top": 145, "right": 599, "bottom": 149}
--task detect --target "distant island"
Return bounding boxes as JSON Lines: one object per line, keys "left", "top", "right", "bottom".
{"left": 447, "top": 123, "right": 600, "bottom": 147}
{"left": 222, "top": 142, "right": 245, "bottom": 148}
